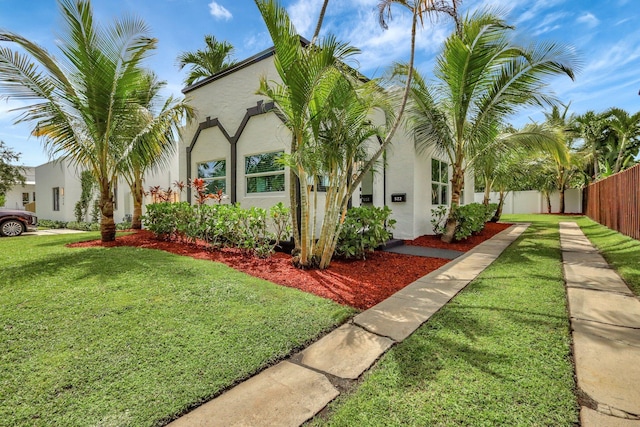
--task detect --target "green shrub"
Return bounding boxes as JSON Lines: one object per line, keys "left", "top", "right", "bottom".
{"left": 430, "top": 203, "right": 498, "bottom": 241}
{"left": 66, "top": 221, "right": 93, "bottom": 231}
{"left": 37, "top": 219, "right": 67, "bottom": 229}
{"left": 335, "top": 206, "right": 396, "bottom": 260}
{"left": 116, "top": 221, "right": 132, "bottom": 230}
{"left": 142, "top": 202, "right": 292, "bottom": 258}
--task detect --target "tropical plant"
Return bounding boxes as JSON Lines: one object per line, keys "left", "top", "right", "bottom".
{"left": 602, "top": 107, "right": 640, "bottom": 174}
{"left": 118, "top": 71, "right": 193, "bottom": 229}
{"left": 74, "top": 170, "right": 95, "bottom": 222}
{"left": 177, "top": 35, "right": 237, "bottom": 86}
{"left": 255, "top": 0, "right": 459, "bottom": 269}
{"left": 0, "top": 140, "right": 25, "bottom": 198}
{"left": 540, "top": 105, "right": 587, "bottom": 213}
{"left": 0, "top": 0, "right": 158, "bottom": 241}
{"left": 403, "top": 9, "right": 578, "bottom": 241}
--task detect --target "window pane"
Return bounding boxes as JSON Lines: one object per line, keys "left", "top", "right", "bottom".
{"left": 431, "top": 183, "right": 440, "bottom": 205}
{"left": 247, "top": 174, "right": 285, "bottom": 193}
{"left": 316, "top": 175, "right": 329, "bottom": 192}
{"left": 205, "top": 178, "right": 226, "bottom": 194}
{"left": 198, "top": 160, "right": 226, "bottom": 178}
{"left": 440, "top": 162, "right": 448, "bottom": 184}
{"left": 440, "top": 184, "right": 448, "bottom": 205}
{"left": 431, "top": 158, "right": 440, "bottom": 182}
{"left": 245, "top": 152, "right": 284, "bottom": 174}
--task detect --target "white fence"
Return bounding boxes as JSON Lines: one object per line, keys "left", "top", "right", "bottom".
{"left": 473, "top": 189, "right": 583, "bottom": 214}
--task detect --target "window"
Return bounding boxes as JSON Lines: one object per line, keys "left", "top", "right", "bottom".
{"left": 315, "top": 175, "right": 329, "bottom": 192}
{"left": 53, "top": 187, "right": 60, "bottom": 211}
{"left": 431, "top": 158, "right": 449, "bottom": 205}
{"left": 197, "top": 159, "right": 226, "bottom": 193}
{"left": 245, "top": 151, "right": 285, "bottom": 193}
{"left": 22, "top": 193, "right": 29, "bottom": 205}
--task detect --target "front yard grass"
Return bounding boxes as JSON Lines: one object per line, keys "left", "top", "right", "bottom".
{"left": 0, "top": 233, "right": 355, "bottom": 427}
{"left": 311, "top": 215, "right": 582, "bottom": 426}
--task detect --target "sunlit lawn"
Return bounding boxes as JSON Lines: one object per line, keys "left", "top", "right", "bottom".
{"left": 0, "top": 233, "right": 355, "bottom": 427}
{"left": 312, "top": 214, "right": 593, "bottom": 426}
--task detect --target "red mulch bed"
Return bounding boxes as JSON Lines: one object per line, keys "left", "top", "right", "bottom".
{"left": 68, "top": 223, "right": 511, "bottom": 310}
{"left": 405, "top": 221, "right": 512, "bottom": 252}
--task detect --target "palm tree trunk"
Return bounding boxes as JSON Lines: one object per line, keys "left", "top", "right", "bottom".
{"left": 132, "top": 177, "right": 144, "bottom": 229}
{"left": 491, "top": 190, "right": 505, "bottom": 222}
{"left": 99, "top": 179, "right": 116, "bottom": 242}
{"left": 545, "top": 192, "right": 552, "bottom": 214}
{"left": 613, "top": 136, "right": 627, "bottom": 174}
{"left": 441, "top": 165, "right": 464, "bottom": 243}
{"left": 559, "top": 187, "right": 565, "bottom": 213}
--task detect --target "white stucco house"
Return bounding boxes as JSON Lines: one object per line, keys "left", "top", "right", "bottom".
{"left": 1, "top": 166, "right": 36, "bottom": 211}
{"left": 178, "top": 47, "right": 474, "bottom": 240}
{"left": 35, "top": 156, "right": 180, "bottom": 223}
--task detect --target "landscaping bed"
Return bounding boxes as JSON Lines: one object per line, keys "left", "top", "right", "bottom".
{"left": 70, "top": 222, "right": 511, "bottom": 310}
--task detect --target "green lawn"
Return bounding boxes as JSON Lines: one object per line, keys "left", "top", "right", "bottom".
{"left": 0, "top": 233, "right": 355, "bottom": 427}
{"left": 311, "top": 215, "right": 588, "bottom": 426}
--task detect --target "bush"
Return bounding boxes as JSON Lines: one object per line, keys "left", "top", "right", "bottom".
{"left": 37, "top": 219, "right": 67, "bottom": 229}
{"left": 430, "top": 203, "right": 498, "bottom": 241}
{"left": 116, "top": 221, "right": 132, "bottom": 230}
{"left": 335, "top": 206, "right": 396, "bottom": 260}
{"left": 142, "top": 202, "right": 292, "bottom": 258}
{"left": 66, "top": 221, "right": 93, "bottom": 231}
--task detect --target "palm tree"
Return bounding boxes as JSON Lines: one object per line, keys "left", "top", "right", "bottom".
{"left": 541, "top": 105, "right": 586, "bottom": 213}
{"left": 119, "top": 72, "right": 194, "bottom": 229}
{"left": 575, "top": 110, "right": 605, "bottom": 182}
{"left": 404, "top": 9, "right": 578, "bottom": 242}
{"left": 177, "top": 35, "right": 236, "bottom": 86}
{"left": 0, "top": 0, "right": 157, "bottom": 242}
{"left": 603, "top": 107, "right": 640, "bottom": 174}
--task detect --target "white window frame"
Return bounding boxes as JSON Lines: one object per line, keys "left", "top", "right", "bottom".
{"left": 431, "top": 158, "right": 449, "bottom": 206}
{"left": 245, "top": 151, "right": 285, "bottom": 194}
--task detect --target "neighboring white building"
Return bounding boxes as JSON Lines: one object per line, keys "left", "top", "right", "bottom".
{"left": 35, "top": 156, "right": 180, "bottom": 223}
{"left": 179, "top": 47, "right": 474, "bottom": 239}
{"left": 1, "top": 166, "right": 36, "bottom": 211}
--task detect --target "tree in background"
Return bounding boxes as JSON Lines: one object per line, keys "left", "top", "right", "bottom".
{"left": 404, "top": 9, "right": 578, "bottom": 241}
{"left": 602, "top": 107, "right": 640, "bottom": 174}
{"left": 74, "top": 170, "right": 95, "bottom": 222}
{"left": 119, "top": 72, "right": 194, "bottom": 229}
{"left": 0, "top": 141, "right": 25, "bottom": 205}
{"left": 0, "top": 0, "right": 159, "bottom": 242}
{"left": 177, "top": 35, "right": 237, "bottom": 86}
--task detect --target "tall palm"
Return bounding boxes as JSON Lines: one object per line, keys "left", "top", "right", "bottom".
{"left": 255, "top": 0, "right": 362, "bottom": 267}
{"left": 177, "top": 35, "right": 236, "bottom": 86}
{"left": 542, "top": 105, "right": 586, "bottom": 213}
{"left": 603, "top": 107, "right": 640, "bottom": 174}
{"left": 405, "top": 9, "right": 578, "bottom": 242}
{"left": 575, "top": 110, "right": 605, "bottom": 181}
{"left": 0, "top": 0, "right": 156, "bottom": 242}
{"left": 120, "top": 72, "right": 194, "bottom": 229}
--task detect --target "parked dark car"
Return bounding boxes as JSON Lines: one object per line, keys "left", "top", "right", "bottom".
{"left": 0, "top": 209, "right": 38, "bottom": 237}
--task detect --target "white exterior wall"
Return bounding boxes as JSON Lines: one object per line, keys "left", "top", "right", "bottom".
{"left": 474, "top": 189, "right": 583, "bottom": 214}
{"left": 35, "top": 160, "right": 81, "bottom": 221}
{"left": 180, "top": 50, "right": 478, "bottom": 239}
{"left": 2, "top": 166, "right": 36, "bottom": 210}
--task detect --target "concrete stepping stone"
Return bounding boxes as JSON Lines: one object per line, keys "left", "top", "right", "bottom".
{"left": 166, "top": 361, "right": 338, "bottom": 427}
{"left": 572, "top": 320, "right": 640, "bottom": 417}
{"left": 397, "top": 278, "right": 469, "bottom": 302}
{"left": 564, "top": 260, "right": 633, "bottom": 295}
{"left": 567, "top": 288, "right": 640, "bottom": 328}
{"left": 562, "top": 250, "right": 610, "bottom": 269}
{"left": 298, "top": 324, "right": 394, "bottom": 379}
{"left": 581, "top": 407, "right": 640, "bottom": 426}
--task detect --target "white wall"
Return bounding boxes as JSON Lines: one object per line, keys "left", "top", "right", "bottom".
{"left": 474, "top": 189, "right": 583, "bottom": 214}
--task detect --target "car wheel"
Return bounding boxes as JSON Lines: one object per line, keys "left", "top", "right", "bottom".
{"left": 1, "top": 220, "right": 25, "bottom": 237}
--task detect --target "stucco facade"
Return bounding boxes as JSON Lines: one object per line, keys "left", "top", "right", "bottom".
{"left": 1, "top": 166, "right": 36, "bottom": 211}
{"left": 35, "top": 157, "right": 180, "bottom": 223}
{"left": 180, "top": 48, "right": 473, "bottom": 239}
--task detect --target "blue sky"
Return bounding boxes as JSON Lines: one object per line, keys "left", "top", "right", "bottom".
{"left": 1, "top": 0, "right": 639, "bottom": 166}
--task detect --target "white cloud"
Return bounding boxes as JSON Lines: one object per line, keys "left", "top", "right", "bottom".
{"left": 576, "top": 12, "right": 599, "bottom": 28}
{"left": 287, "top": 0, "right": 324, "bottom": 38}
{"left": 208, "top": 1, "right": 232, "bottom": 21}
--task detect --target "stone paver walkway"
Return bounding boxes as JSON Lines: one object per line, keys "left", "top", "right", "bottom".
{"left": 168, "top": 223, "right": 528, "bottom": 427}
{"left": 560, "top": 222, "right": 640, "bottom": 426}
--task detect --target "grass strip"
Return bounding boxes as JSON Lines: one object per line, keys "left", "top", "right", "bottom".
{"left": 0, "top": 233, "right": 354, "bottom": 427}
{"left": 311, "top": 216, "right": 579, "bottom": 426}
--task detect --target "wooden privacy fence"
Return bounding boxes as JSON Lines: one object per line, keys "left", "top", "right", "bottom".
{"left": 585, "top": 163, "right": 640, "bottom": 240}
